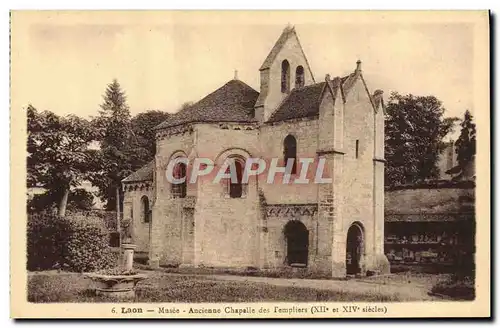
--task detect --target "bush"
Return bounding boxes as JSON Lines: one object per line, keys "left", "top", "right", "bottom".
{"left": 62, "top": 214, "right": 115, "bottom": 272}
{"left": 27, "top": 213, "right": 115, "bottom": 272}
{"left": 27, "top": 213, "right": 64, "bottom": 271}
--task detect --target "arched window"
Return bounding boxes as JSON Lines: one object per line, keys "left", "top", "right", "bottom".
{"left": 229, "top": 160, "right": 244, "bottom": 198}
{"left": 281, "top": 60, "right": 290, "bottom": 93}
{"left": 295, "top": 65, "right": 304, "bottom": 88}
{"left": 171, "top": 161, "right": 187, "bottom": 198}
{"left": 141, "top": 196, "right": 150, "bottom": 223}
{"left": 283, "top": 135, "right": 297, "bottom": 175}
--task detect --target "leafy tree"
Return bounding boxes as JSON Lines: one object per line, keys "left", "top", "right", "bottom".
{"left": 28, "top": 188, "right": 95, "bottom": 213}
{"left": 384, "top": 92, "right": 459, "bottom": 187}
{"left": 131, "top": 110, "right": 170, "bottom": 161}
{"left": 448, "top": 110, "right": 476, "bottom": 179}
{"left": 27, "top": 105, "right": 99, "bottom": 216}
{"left": 67, "top": 188, "right": 95, "bottom": 211}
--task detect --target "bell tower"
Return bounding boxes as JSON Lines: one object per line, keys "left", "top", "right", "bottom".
{"left": 254, "top": 26, "right": 315, "bottom": 122}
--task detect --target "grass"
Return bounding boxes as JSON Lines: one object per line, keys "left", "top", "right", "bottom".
{"left": 28, "top": 271, "right": 404, "bottom": 303}
{"left": 430, "top": 274, "right": 475, "bottom": 300}
{"left": 136, "top": 263, "right": 340, "bottom": 280}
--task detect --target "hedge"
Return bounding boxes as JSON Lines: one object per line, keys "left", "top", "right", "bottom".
{"left": 27, "top": 213, "right": 115, "bottom": 272}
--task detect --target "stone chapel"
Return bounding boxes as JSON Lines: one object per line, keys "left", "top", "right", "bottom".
{"left": 121, "top": 25, "right": 389, "bottom": 277}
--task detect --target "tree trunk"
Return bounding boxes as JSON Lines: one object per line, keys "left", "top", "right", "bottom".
{"left": 58, "top": 188, "right": 70, "bottom": 217}
{"left": 116, "top": 187, "right": 121, "bottom": 235}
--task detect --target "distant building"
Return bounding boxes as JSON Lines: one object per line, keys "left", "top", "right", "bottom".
{"left": 437, "top": 141, "right": 458, "bottom": 180}
{"left": 437, "top": 140, "right": 475, "bottom": 181}
{"left": 384, "top": 181, "right": 475, "bottom": 270}
{"left": 384, "top": 141, "right": 476, "bottom": 271}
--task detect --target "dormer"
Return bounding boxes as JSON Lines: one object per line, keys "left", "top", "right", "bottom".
{"left": 254, "top": 26, "right": 315, "bottom": 122}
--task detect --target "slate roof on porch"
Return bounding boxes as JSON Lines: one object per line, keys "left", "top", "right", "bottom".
{"left": 122, "top": 161, "right": 154, "bottom": 183}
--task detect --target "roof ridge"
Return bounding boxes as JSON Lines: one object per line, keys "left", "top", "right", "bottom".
{"left": 229, "top": 78, "right": 259, "bottom": 93}
{"left": 293, "top": 81, "right": 325, "bottom": 91}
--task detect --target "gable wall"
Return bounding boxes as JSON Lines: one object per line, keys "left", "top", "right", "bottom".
{"left": 259, "top": 34, "right": 315, "bottom": 121}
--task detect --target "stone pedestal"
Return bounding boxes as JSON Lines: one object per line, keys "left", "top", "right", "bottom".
{"left": 122, "top": 243, "right": 136, "bottom": 271}
{"left": 86, "top": 273, "right": 147, "bottom": 300}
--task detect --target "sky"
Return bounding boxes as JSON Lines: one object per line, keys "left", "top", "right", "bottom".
{"left": 12, "top": 11, "right": 476, "bottom": 131}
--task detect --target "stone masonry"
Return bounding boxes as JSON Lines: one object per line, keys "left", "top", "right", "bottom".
{"left": 121, "top": 26, "right": 390, "bottom": 277}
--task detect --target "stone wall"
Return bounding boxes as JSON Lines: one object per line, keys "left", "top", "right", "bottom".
{"left": 142, "top": 74, "right": 385, "bottom": 276}
{"left": 122, "top": 185, "right": 153, "bottom": 253}
{"left": 259, "top": 118, "right": 319, "bottom": 204}
{"left": 385, "top": 186, "right": 475, "bottom": 214}
{"left": 151, "top": 127, "right": 194, "bottom": 267}
{"left": 192, "top": 123, "right": 260, "bottom": 267}
{"left": 329, "top": 76, "right": 388, "bottom": 275}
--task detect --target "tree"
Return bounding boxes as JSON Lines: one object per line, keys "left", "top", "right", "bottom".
{"left": 27, "top": 188, "right": 95, "bottom": 213}
{"left": 27, "top": 105, "right": 99, "bottom": 216}
{"left": 67, "top": 188, "right": 95, "bottom": 211}
{"left": 384, "top": 92, "right": 459, "bottom": 187}
{"left": 130, "top": 110, "right": 170, "bottom": 161}
{"left": 91, "top": 79, "right": 144, "bottom": 211}
{"left": 95, "top": 79, "right": 131, "bottom": 149}
{"left": 448, "top": 110, "right": 476, "bottom": 180}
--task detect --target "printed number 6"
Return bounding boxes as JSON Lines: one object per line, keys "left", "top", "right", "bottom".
{"left": 112, "top": 307, "right": 116, "bottom": 313}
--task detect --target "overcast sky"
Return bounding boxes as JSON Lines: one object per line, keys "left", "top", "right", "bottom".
{"left": 12, "top": 12, "right": 475, "bottom": 127}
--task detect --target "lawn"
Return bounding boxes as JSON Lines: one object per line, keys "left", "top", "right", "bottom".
{"left": 28, "top": 271, "right": 406, "bottom": 303}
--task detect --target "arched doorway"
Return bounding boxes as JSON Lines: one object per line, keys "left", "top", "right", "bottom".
{"left": 284, "top": 220, "right": 309, "bottom": 267}
{"left": 346, "top": 223, "right": 364, "bottom": 275}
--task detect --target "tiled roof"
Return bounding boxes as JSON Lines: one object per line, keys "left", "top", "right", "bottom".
{"left": 155, "top": 80, "right": 259, "bottom": 130}
{"left": 267, "top": 82, "right": 326, "bottom": 123}
{"left": 267, "top": 71, "right": 364, "bottom": 123}
{"left": 122, "top": 161, "right": 154, "bottom": 183}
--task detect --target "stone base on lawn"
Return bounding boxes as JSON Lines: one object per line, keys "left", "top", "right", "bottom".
{"left": 85, "top": 273, "right": 147, "bottom": 300}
